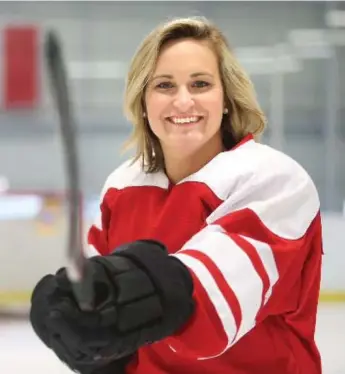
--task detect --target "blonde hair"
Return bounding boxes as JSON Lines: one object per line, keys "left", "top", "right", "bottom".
{"left": 123, "top": 16, "right": 267, "bottom": 172}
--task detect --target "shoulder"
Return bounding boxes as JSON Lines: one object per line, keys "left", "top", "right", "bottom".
{"left": 234, "top": 139, "right": 318, "bottom": 198}
{"left": 227, "top": 139, "right": 320, "bottom": 210}
{"left": 189, "top": 137, "right": 319, "bottom": 204}
{"left": 202, "top": 139, "right": 320, "bottom": 238}
{"left": 100, "top": 158, "right": 169, "bottom": 199}
{"left": 231, "top": 139, "right": 316, "bottom": 188}
{"left": 185, "top": 137, "right": 321, "bottom": 237}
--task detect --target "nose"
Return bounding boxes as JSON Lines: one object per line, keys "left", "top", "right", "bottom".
{"left": 173, "top": 86, "right": 194, "bottom": 112}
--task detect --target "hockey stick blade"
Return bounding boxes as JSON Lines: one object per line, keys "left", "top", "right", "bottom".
{"left": 45, "top": 30, "right": 94, "bottom": 311}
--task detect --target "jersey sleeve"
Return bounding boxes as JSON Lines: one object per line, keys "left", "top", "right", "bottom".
{"left": 85, "top": 196, "right": 110, "bottom": 257}
{"left": 85, "top": 159, "right": 141, "bottom": 257}
{"left": 85, "top": 179, "right": 112, "bottom": 257}
{"left": 168, "top": 158, "right": 321, "bottom": 360}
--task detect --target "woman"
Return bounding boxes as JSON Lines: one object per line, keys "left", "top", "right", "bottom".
{"left": 30, "top": 17, "right": 323, "bottom": 374}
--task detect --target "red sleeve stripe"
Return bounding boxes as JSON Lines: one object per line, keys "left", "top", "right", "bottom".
{"left": 229, "top": 234, "right": 271, "bottom": 308}
{"left": 175, "top": 224, "right": 278, "bottom": 350}
{"left": 174, "top": 252, "right": 237, "bottom": 356}
{"left": 238, "top": 235, "right": 279, "bottom": 305}
{"left": 181, "top": 249, "right": 242, "bottom": 333}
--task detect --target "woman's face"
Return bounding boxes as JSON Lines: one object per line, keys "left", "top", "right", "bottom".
{"left": 144, "top": 38, "right": 225, "bottom": 157}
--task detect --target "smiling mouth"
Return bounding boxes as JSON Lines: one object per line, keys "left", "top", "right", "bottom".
{"left": 166, "top": 116, "right": 204, "bottom": 125}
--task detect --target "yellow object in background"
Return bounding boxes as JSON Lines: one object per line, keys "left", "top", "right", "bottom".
{"left": 35, "top": 194, "right": 64, "bottom": 236}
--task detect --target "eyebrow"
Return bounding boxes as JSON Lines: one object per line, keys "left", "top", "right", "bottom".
{"left": 151, "top": 72, "right": 214, "bottom": 81}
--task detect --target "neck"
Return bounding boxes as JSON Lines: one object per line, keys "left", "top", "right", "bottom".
{"left": 163, "top": 135, "right": 224, "bottom": 184}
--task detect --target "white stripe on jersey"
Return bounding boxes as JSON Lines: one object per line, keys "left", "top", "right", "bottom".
{"left": 175, "top": 224, "right": 273, "bottom": 357}
{"left": 173, "top": 252, "right": 237, "bottom": 359}
{"left": 239, "top": 235, "right": 279, "bottom": 304}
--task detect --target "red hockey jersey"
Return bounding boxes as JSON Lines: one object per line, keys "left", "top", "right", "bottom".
{"left": 87, "top": 134, "right": 323, "bottom": 374}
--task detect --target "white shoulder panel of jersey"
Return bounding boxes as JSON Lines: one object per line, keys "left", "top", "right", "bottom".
{"left": 100, "top": 158, "right": 169, "bottom": 198}
{"left": 177, "top": 139, "right": 261, "bottom": 200}
{"left": 182, "top": 139, "right": 320, "bottom": 239}
{"left": 180, "top": 139, "right": 314, "bottom": 201}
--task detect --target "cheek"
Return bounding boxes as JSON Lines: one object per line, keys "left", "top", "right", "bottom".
{"left": 145, "top": 92, "right": 169, "bottom": 119}
{"left": 202, "top": 90, "right": 224, "bottom": 119}
{"left": 144, "top": 93, "right": 170, "bottom": 136}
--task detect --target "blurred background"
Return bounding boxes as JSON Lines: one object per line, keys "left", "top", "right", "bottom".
{"left": 0, "top": 1, "right": 344, "bottom": 373}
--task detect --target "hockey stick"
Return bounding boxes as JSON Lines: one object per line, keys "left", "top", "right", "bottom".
{"left": 44, "top": 30, "right": 94, "bottom": 311}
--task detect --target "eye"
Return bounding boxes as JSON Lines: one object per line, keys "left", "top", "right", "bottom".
{"left": 156, "top": 81, "right": 174, "bottom": 89}
{"left": 192, "top": 80, "right": 210, "bottom": 88}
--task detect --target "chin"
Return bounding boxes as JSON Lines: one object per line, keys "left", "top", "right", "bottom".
{"left": 168, "top": 136, "right": 209, "bottom": 154}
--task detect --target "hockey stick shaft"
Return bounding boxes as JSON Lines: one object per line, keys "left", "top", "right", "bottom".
{"left": 44, "top": 30, "right": 94, "bottom": 311}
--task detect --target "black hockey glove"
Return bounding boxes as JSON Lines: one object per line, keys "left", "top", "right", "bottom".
{"left": 30, "top": 240, "right": 195, "bottom": 374}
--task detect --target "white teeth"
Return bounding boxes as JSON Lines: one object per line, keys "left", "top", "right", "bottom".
{"left": 169, "top": 116, "right": 200, "bottom": 124}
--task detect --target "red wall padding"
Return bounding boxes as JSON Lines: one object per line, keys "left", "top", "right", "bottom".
{"left": 3, "top": 25, "right": 39, "bottom": 109}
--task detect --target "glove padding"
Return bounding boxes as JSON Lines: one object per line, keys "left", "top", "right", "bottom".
{"left": 30, "top": 240, "right": 194, "bottom": 374}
